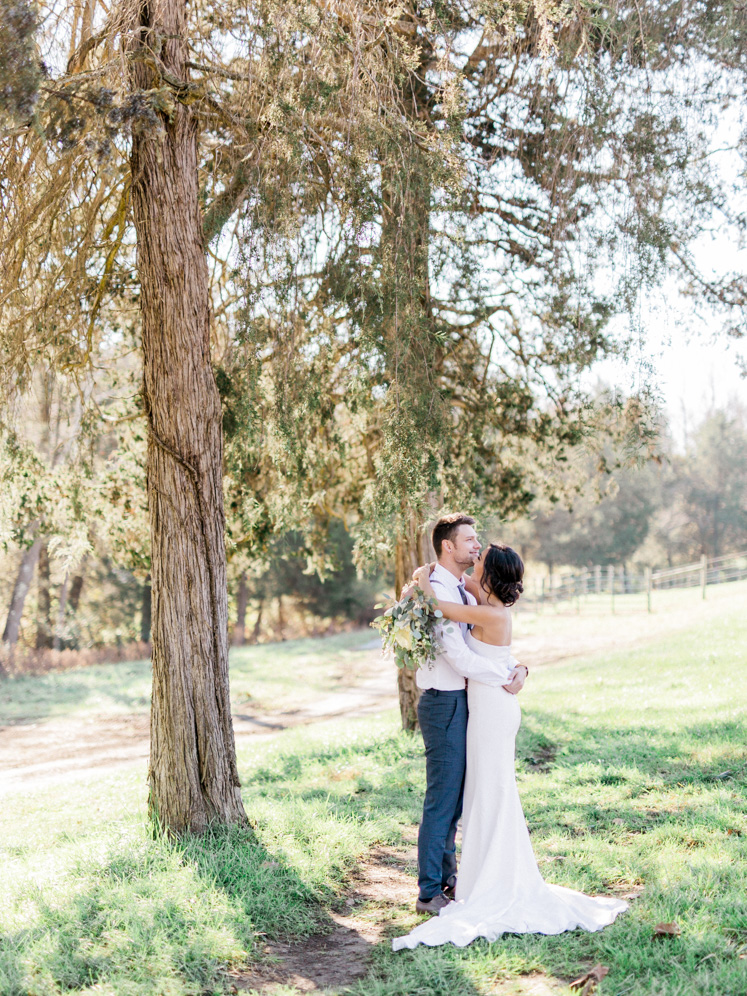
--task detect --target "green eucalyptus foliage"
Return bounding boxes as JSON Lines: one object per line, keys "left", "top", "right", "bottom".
{"left": 372, "top": 586, "right": 446, "bottom": 670}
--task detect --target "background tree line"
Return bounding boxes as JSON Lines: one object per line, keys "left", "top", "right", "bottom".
{"left": 2, "top": 396, "right": 745, "bottom": 659}
{"left": 507, "top": 402, "right": 747, "bottom": 574}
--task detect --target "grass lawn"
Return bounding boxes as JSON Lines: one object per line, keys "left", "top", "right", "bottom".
{"left": 1, "top": 588, "right": 746, "bottom": 995}
{"left": 0, "top": 630, "right": 379, "bottom": 726}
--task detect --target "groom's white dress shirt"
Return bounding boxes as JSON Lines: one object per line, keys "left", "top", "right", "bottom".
{"left": 415, "top": 563, "right": 516, "bottom": 690}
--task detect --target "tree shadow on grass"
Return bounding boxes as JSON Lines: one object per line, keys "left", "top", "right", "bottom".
{"left": 175, "top": 824, "right": 487, "bottom": 996}
{"left": 518, "top": 711, "right": 747, "bottom": 785}
{"left": 241, "top": 716, "right": 746, "bottom": 848}
{"left": 0, "top": 821, "right": 362, "bottom": 996}
{"left": 9, "top": 717, "right": 733, "bottom": 996}
{"left": 0, "top": 827, "right": 261, "bottom": 996}
{"left": 230, "top": 718, "right": 746, "bottom": 993}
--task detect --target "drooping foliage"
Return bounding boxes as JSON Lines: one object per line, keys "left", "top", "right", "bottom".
{"left": 3, "top": 2, "right": 746, "bottom": 566}
{"left": 221, "top": 2, "right": 747, "bottom": 581}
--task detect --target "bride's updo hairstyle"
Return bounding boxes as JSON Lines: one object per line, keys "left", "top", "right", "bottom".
{"left": 481, "top": 544, "right": 524, "bottom": 607}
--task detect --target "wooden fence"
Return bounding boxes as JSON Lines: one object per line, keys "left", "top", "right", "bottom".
{"left": 521, "top": 551, "right": 747, "bottom": 613}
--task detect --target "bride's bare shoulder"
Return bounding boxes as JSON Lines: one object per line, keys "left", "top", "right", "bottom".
{"left": 478, "top": 601, "right": 511, "bottom": 636}
{"left": 466, "top": 597, "right": 511, "bottom": 625}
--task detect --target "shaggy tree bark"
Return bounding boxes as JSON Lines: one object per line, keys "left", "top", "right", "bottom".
{"left": 394, "top": 512, "right": 438, "bottom": 731}
{"left": 129, "top": 0, "right": 246, "bottom": 833}
{"left": 381, "top": 162, "right": 432, "bottom": 731}
{"left": 379, "top": 17, "right": 442, "bottom": 733}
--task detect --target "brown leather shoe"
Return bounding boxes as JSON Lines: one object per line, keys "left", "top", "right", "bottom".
{"left": 415, "top": 892, "right": 452, "bottom": 915}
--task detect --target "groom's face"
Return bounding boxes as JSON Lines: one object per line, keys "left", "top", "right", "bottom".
{"left": 447, "top": 525, "right": 481, "bottom": 568}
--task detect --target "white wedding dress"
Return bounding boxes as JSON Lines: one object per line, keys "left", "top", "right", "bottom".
{"left": 393, "top": 634, "right": 628, "bottom": 950}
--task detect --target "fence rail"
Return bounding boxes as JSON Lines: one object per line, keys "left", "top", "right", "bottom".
{"left": 521, "top": 551, "right": 747, "bottom": 612}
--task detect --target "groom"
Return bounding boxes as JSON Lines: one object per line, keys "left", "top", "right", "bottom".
{"left": 414, "top": 513, "right": 528, "bottom": 914}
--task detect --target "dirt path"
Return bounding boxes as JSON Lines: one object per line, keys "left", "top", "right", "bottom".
{"left": 4, "top": 587, "right": 729, "bottom": 796}
{"left": 0, "top": 663, "right": 400, "bottom": 796}
{"left": 232, "top": 836, "right": 419, "bottom": 994}
{"left": 230, "top": 831, "right": 572, "bottom": 996}
{"left": 0, "top": 631, "right": 565, "bottom": 797}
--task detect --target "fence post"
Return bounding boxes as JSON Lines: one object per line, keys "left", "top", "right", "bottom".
{"left": 645, "top": 567, "right": 652, "bottom": 613}
{"left": 608, "top": 564, "right": 615, "bottom": 613}
{"left": 595, "top": 564, "right": 602, "bottom": 594}
{"left": 700, "top": 554, "right": 708, "bottom": 599}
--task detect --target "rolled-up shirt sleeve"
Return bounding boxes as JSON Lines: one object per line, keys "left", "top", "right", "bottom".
{"left": 430, "top": 579, "right": 515, "bottom": 686}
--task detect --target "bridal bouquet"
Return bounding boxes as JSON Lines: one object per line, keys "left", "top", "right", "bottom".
{"left": 372, "top": 586, "right": 447, "bottom": 670}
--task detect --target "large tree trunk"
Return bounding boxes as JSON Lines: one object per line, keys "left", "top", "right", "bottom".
{"left": 232, "top": 571, "right": 248, "bottom": 646}
{"left": 394, "top": 511, "right": 437, "bottom": 731}
{"left": 382, "top": 52, "right": 440, "bottom": 730}
{"left": 129, "top": 0, "right": 246, "bottom": 833}
{"left": 379, "top": 20, "right": 442, "bottom": 732}
{"left": 382, "top": 161, "right": 433, "bottom": 733}
{"left": 2, "top": 534, "right": 43, "bottom": 647}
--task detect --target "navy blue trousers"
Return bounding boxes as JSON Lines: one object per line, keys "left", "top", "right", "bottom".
{"left": 417, "top": 688, "right": 468, "bottom": 900}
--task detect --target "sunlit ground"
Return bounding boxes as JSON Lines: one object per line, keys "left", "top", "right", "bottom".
{"left": 1, "top": 584, "right": 745, "bottom": 995}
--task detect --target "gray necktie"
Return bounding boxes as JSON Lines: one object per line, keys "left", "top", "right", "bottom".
{"left": 457, "top": 584, "right": 473, "bottom": 632}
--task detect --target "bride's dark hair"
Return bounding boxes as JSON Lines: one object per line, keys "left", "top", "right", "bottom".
{"left": 480, "top": 544, "right": 524, "bottom": 606}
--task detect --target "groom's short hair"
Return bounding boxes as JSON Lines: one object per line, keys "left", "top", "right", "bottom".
{"left": 432, "top": 513, "right": 476, "bottom": 556}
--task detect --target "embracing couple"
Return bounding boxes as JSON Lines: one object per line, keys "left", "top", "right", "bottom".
{"left": 393, "top": 513, "right": 627, "bottom": 951}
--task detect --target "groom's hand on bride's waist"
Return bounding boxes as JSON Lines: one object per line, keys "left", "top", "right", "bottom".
{"left": 502, "top": 666, "right": 528, "bottom": 695}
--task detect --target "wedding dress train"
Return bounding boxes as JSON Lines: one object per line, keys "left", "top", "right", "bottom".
{"left": 393, "top": 634, "right": 627, "bottom": 950}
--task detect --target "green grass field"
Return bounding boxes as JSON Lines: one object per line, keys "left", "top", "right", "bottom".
{"left": 0, "top": 629, "right": 377, "bottom": 726}
{"left": 1, "top": 585, "right": 746, "bottom": 995}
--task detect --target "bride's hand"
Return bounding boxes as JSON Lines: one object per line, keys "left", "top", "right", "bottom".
{"left": 413, "top": 564, "right": 434, "bottom": 587}
{"left": 502, "top": 666, "right": 528, "bottom": 695}
{"left": 400, "top": 579, "right": 417, "bottom": 599}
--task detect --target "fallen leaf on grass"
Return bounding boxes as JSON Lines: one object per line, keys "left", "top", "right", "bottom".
{"left": 570, "top": 964, "right": 609, "bottom": 995}
{"left": 612, "top": 818, "right": 624, "bottom": 826}
{"left": 653, "top": 922, "right": 681, "bottom": 938}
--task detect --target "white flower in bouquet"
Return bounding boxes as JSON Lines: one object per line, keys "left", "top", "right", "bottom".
{"left": 371, "top": 585, "right": 448, "bottom": 670}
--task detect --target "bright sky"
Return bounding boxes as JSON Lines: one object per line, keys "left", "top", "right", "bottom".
{"left": 594, "top": 309, "right": 747, "bottom": 448}
{"left": 588, "top": 100, "right": 747, "bottom": 446}
{"left": 593, "top": 223, "right": 747, "bottom": 448}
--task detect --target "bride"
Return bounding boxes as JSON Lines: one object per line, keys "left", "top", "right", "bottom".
{"left": 392, "top": 543, "right": 627, "bottom": 951}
